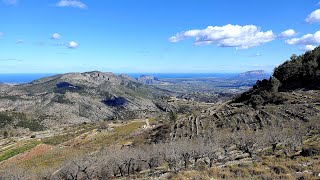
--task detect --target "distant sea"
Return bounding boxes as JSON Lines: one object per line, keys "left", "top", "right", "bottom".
{"left": 0, "top": 73, "right": 238, "bottom": 84}
{"left": 0, "top": 73, "right": 56, "bottom": 84}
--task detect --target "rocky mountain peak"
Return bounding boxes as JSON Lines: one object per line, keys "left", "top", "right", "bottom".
{"left": 239, "top": 70, "right": 267, "bottom": 77}
{"left": 137, "top": 75, "right": 160, "bottom": 85}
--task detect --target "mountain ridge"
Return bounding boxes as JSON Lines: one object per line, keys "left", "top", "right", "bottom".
{"left": 0, "top": 71, "right": 172, "bottom": 128}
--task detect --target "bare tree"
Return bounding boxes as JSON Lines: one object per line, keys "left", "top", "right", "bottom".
{"left": 57, "top": 156, "right": 98, "bottom": 180}
{"left": 145, "top": 145, "right": 162, "bottom": 171}
{"left": 204, "top": 140, "right": 220, "bottom": 167}
{"left": 264, "top": 128, "right": 285, "bottom": 152}
{"left": 282, "top": 130, "right": 303, "bottom": 157}
{"left": 190, "top": 139, "right": 206, "bottom": 164}
{"left": 159, "top": 142, "right": 179, "bottom": 172}
{"left": 176, "top": 140, "right": 192, "bottom": 169}
{"left": 232, "top": 131, "right": 257, "bottom": 158}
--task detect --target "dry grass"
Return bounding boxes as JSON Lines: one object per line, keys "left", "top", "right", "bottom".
{"left": 42, "top": 123, "right": 97, "bottom": 145}
{"left": 0, "top": 120, "right": 146, "bottom": 176}
{"left": 170, "top": 154, "right": 320, "bottom": 180}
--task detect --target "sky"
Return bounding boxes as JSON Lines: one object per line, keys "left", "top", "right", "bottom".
{"left": 0, "top": 0, "right": 320, "bottom": 73}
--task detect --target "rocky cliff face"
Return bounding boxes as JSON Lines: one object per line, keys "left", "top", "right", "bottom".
{"left": 0, "top": 71, "right": 171, "bottom": 127}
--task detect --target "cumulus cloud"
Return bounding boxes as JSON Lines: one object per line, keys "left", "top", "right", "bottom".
{"left": 169, "top": 24, "right": 275, "bottom": 49}
{"left": 286, "top": 31, "right": 320, "bottom": 45}
{"left": 305, "top": 9, "right": 320, "bottom": 23}
{"left": 68, "top": 41, "right": 79, "bottom": 48}
{"left": 56, "top": 0, "right": 87, "bottom": 9}
{"left": 279, "top": 29, "right": 296, "bottom": 38}
{"left": 301, "top": 45, "right": 316, "bottom": 51}
{"left": 51, "top": 33, "right": 61, "bottom": 40}
{"left": 2, "top": 0, "right": 17, "bottom": 5}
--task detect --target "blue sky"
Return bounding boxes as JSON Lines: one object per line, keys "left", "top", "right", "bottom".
{"left": 0, "top": 0, "right": 320, "bottom": 73}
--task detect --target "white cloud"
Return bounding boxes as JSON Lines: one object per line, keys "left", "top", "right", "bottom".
{"left": 16, "top": 39, "right": 24, "bottom": 44}
{"left": 286, "top": 31, "right": 320, "bottom": 45}
{"left": 301, "top": 45, "right": 316, "bottom": 51}
{"left": 56, "top": 0, "right": 87, "bottom": 9}
{"left": 169, "top": 24, "right": 275, "bottom": 49}
{"left": 305, "top": 9, "right": 320, "bottom": 23}
{"left": 2, "top": 0, "right": 17, "bottom": 5}
{"left": 51, "top": 33, "right": 61, "bottom": 40}
{"left": 68, "top": 41, "right": 79, "bottom": 48}
{"left": 279, "top": 29, "right": 296, "bottom": 38}
{"left": 254, "top": 52, "right": 262, "bottom": 57}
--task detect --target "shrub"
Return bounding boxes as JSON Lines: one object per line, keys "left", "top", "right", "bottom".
{"left": 269, "top": 77, "right": 281, "bottom": 92}
{"left": 250, "top": 95, "right": 264, "bottom": 108}
{"left": 300, "top": 147, "right": 320, "bottom": 157}
{"left": 16, "top": 119, "right": 45, "bottom": 131}
{"left": 0, "top": 112, "right": 14, "bottom": 127}
{"left": 169, "top": 111, "right": 177, "bottom": 122}
{"left": 54, "top": 94, "right": 73, "bottom": 104}
{"left": 272, "top": 165, "right": 289, "bottom": 175}
{"left": 3, "top": 131, "right": 8, "bottom": 138}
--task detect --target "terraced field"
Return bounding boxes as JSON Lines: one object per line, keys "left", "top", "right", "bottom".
{"left": 0, "top": 119, "right": 151, "bottom": 176}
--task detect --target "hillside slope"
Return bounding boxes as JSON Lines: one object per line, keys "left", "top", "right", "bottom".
{"left": 0, "top": 71, "right": 171, "bottom": 128}
{"left": 172, "top": 47, "right": 320, "bottom": 136}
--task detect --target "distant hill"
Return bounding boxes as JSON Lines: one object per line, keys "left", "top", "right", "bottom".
{"left": 235, "top": 70, "right": 270, "bottom": 80}
{"left": 0, "top": 71, "right": 171, "bottom": 128}
{"left": 137, "top": 75, "right": 161, "bottom": 85}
